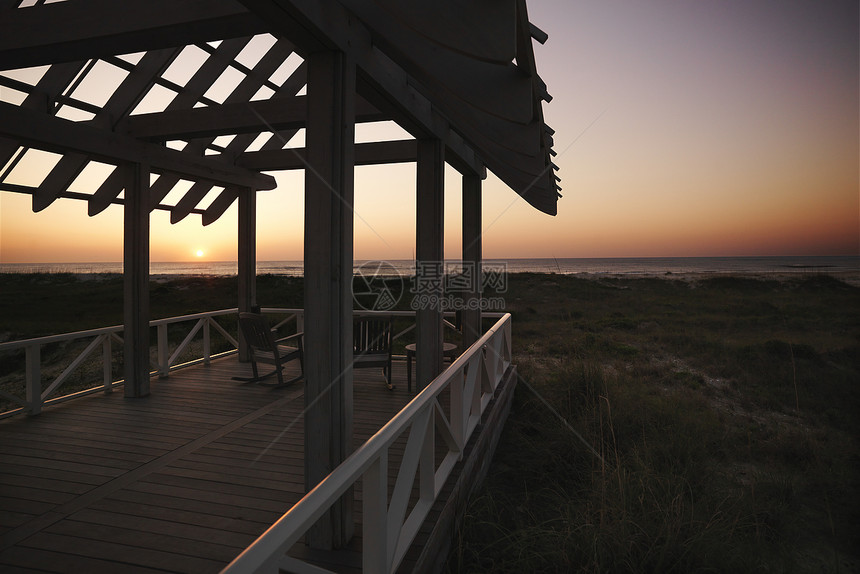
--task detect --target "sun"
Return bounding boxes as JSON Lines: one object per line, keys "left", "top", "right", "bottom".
{"left": 195, "top": 249, "right": 204, "bottom": 258}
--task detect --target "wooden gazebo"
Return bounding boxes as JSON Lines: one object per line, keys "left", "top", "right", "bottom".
{"left": 0, "top": 0, "right": 559, "bottom": 562}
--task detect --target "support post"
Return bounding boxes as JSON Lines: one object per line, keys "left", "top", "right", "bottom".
{"left": 461, "top": 173, "right": 482, "bottom": 349}
{"left": 304, "top": 49, "right": 355, "bottom": 549}
{"left": 25, "top": 344, "right": 41, "bottom": 415}
{"left": 238, "top": 187, "right": 256, "bottom": 361}
{"left": 123, "top": 162, "right": 150, "bottom": 398}
{"left": 157, "top": 324, "right": 168, "bottom": 377}
{"left": 102, "top": 335, "right": 112, "bottom": 393}
{"left": 416, "top": 138, "right": 445, "bottom": 391}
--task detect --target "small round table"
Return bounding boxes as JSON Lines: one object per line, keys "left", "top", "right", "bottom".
{"left": 405, "top": 342, "right": 458, "bottom": 392}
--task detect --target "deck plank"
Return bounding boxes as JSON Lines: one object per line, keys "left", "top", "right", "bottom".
{"left": 101, "top": 489, "right": 284, "bottom": 529}
{"left": 47, "top": 519, "right": 245, "bottom": 562}
{"left": 50, "top": 516, "right": 249, "bottom": 557}
{"left": 18, "top": 531, "right": 225, "bottom": 573}
{"left": 0, "top": 474, "right": 93, "bottom": 496}
{"left": 0, "top": 546, "right": 165, "bottom": 573}
{"left": 0, "top": 355, "right": 440, "bottom": 572}
{"left": 87, "top": 497, "right": 272, "bottom": 536}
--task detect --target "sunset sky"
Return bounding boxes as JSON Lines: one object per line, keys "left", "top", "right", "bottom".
{"left": 1, "top": 0, "right": 858, "bottom": 263}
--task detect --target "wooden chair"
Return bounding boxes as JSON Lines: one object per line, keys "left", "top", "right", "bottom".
{"left": 353, "top": 316, "right": 394, "bottom": 390}
{"left": 236, "top": 312, "right": 304, "bottom": 387}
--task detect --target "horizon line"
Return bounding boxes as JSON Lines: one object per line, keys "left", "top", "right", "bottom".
{"left": 2, "top": 254, "right": 858, "bottom": 266}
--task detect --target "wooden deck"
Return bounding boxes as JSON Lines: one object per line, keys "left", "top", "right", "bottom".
{"left": 0, "top": 356, "right": 419, "bottom": 573}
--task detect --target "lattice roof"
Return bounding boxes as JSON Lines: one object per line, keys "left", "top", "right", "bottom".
{"left": 0, "top": 0, "right": 559, "bottom": 224}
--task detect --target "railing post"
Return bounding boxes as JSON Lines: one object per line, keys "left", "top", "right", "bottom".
{"left": 504, "top": 316, "right": 512, "bottom": 363}
{"left": 450, "top": 364, "right": 464, "bottom": 451}
{"left": 203, "top": 318, "right": 211, "bottom": 365}
{"left": 102, "top": 334, "right": 113, "bottom": 394}
{"left": 485, "top": 343, "right": 497, "bottom": 389}
{"left": 471, "top": 354, "right": 483, "bottom": 416}
{"left": 362, "top": 452, "right": 389, "bottom": 573}
{"left": 25, "top": 343, "right": 41, "bottom": 416}
{"left": 157, "top": 323, "right": 169, "bottom": 378}
{"left": 420, "top": 403, "right": 435, "bottom": 500}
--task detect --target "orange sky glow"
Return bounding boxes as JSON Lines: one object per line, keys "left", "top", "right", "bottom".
{"left": 1, "top": 0, "right": 857, "bottom": 263}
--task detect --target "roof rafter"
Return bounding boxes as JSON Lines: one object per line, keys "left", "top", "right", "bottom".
{"left": 144, "top": 38, "right": 304, "bottom": 223}
{"left": 0, "top": 101, "right": 276, "bottom": 194}
{"left": 0, "top": 0, "right": 267, "bottom": 70}
{"left": 33, "top": 49, "right": 182, "bottom": 212}
{"left": 344, "top": 0, "right": 559, "bottom": 213}
{"left": 237, "top": 0, "right": 485, "bottom": 177}
{"left": 237, "top": 139, "right": 417, "bottom": 171}
{"left": 0, "top": 182, "right": 211, "bottom": 217}
{"left": 123, "top": 95, "right": 387, "bottom": 141}
{"left": 0, "top": 61, "right": 88, "bottom": 168}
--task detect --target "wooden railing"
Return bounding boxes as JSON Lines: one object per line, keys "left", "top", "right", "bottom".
{"left": 151, "top": 309, "right": 237, "bottom": 375}
{"left": 221, "top": 313, "right": 512, "bottom": 574}
{"left": 0, "top": 325, "right": 125, "bottom": 418}
{"left": 0, "top": 308, "right": 262, "bottom": 418}
{"left": 0, "top": 308, "right": 478, "bottom": 419}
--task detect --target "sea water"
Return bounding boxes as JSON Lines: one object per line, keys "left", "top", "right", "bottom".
{"left": 1, "top": 256, "right": 857, "bottom": 279}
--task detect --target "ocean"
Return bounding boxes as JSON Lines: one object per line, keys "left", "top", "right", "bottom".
{"left": 1, "top": 256, "right": 858, "bottom": 280}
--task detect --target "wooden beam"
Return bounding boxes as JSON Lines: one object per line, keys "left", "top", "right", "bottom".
{"left": 35, "top": 48, "right": 180, "bottom": 212}
{"left": 0, "top": 61, "right": 86, "bottom": 169}
{"left": 237, "top": 188, "right": 256, "bottom": 362}
{"left": 303, "top": 50, "right": 355, "bottom": 549}
{"left": 142, "top": 39, "right": 298, "bottom": 216}
{"left": 237, "top": 139, "right": 417, "bottom": 171}
{"left": 237, "top": 0, "right": 339, "bottom": 54}
{"left": 91, "top": 38, "right": 255, "bottom": 214}
{"left": 125, "top": 96, "right": 305, "bottom": 141}
{"left": 342, "top": 0, "right": 532, "bottom": 125}
{"left": 239, "top": 0, "right": 558, "bottom": 214}
{"left": 0, "top": 0, "right": 265, "bottom": 70}
{"left": 123, "top": 163, "right": 150, "bottom": 398}
{"left": 202, "top": 188, "right": 240, "bottom": 226}
{"left": 415, "top": 138, "right": 445, "bottom": 391}
{"left": 237, "top": 0, "right": 484, "bottom": 177}
{"left": 123, "top": 95, "right": 386, "bottom": 141}
{"left": 170, "top": 181, "right": 222, "bottom": 224}
{"left": 0, "top": 181, "right": 207, "bottom": 217}
{"left": 0, "top": 102, "right": 276, "bottom": 191}
{"left": 88, "top": 168, "right": 131, "bottom": 217}
{"left": 352, "top": 0, "right": 517, "bottom": 65}
{"left": 155, "top": 44, "right": 308, "bottom": 224}
{"left": 461, "top": 173, "right": 482, "bottom": 350}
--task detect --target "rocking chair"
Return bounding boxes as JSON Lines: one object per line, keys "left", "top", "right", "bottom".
{"left": 353, "top": 316, "right": 394, "bottom": 390}
{"left": 235, "top": 312, "right": 304, "bottom": 387}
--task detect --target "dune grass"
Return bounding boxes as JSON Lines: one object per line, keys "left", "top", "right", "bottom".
{"left": 447, "top": 274, "right": 859, "bottom": 573}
